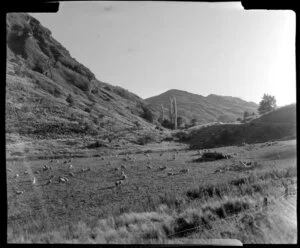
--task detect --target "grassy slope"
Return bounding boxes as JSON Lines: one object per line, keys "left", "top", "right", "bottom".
{"left": 6, "top": 140, "right": 297, "bottom": 243}
{"left": 187, "top": 104, "right": 296, "bottom": 149}
{"left": 145, "top": 89, "right": 258, "bottom": 124}
{"left": 6, "top": 13, "right": 158, "bottom": 145}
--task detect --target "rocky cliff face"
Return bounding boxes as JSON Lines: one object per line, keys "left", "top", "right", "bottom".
{"left": 6, "top": 13, "right": 158, "bottom": 143}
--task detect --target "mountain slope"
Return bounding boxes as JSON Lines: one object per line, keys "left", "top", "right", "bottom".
{"left": 145, "top": 89, "right": 258, "bottom": 124}
{"left": 6, "top": 13, "right": 159, "bottom": 144}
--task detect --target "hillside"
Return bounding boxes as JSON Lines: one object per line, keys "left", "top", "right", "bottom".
{"left": 252, "top": 104, "right": 296, "bottom": 124}
{"left": 6, "top": 13, "right": 163, "bottom": 152}
{"left": 145, "top": 89, "right": 258, "bottom": 124}
{"left": 186, "top": 104, "right": 296, "bottom": 149}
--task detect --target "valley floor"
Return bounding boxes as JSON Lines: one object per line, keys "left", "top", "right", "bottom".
{"left": 6, "top": 139, "right": 297, "bottom": 244}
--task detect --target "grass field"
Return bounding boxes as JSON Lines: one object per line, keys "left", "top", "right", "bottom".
{"left": 6, "top": 139, "right": 297, "bottom": 244}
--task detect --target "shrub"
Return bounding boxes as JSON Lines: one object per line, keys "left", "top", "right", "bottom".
{"left": 161, "top": 119, "right": 174, "bottom": 129}
{"left": 87, "top": 141, "right": 106, "bottom": 149}
{"left": 140, "top": 104, "right": 155, "bottom": 123}
{"left": 174, "top": 131, "right": 190, "bottom": 142}
{"left": 136, "top": 135, "right": 155, "bottom": 145}
{"left": 66, "top": 94, "right": 75, "bottom": 106}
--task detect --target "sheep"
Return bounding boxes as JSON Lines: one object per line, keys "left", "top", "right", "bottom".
{"left": 146, "top": 165, "right": 152, "bottom": 169}
{"left": 7, "top": 168, "right": 12, "bottom": 172}
{"left": 115, "top": 180, "right": 122, "bottom": 187}
{"left": 81, "top": 167, "right": 90, "bottom": 173}
{"left": 32, "top": 177, "right": 36, "bottom": 185}
{"left": 159, "top": 165, "right": 168, "bottom": 171}
{"left": 34, "top": 170, "right": 40, "bottom": 174}
{"left": 69, "top": 172, "right": 74, "bottom": 177}
{"left": 167, "top": 172, "right": 174, "bottom": 176}
{"left": 68, "top": 164, "right": 73, "bottom": 169}
{"left": 59, "top": 177, "right": 67, "bottom": 183}
{"left": 16, "top": 190, "right": 24, "bottom": 195}
{"left": 24, "top": 170, "right": 29, "bottom": 175}
{"left": 15, "top": 174, "right": 19, "bottom": 178}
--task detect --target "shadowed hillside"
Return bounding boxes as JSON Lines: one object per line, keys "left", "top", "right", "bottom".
{"left": 145, "top": 89, "right": 258, "bottom": 124}
{"left": 6, "top": 13, "right": 161, "bottom": 147}
{"left": 186, "top": 104, "right": 296, "bottom": 149}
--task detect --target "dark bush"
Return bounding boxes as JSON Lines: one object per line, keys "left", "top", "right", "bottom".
{"left": 66, "top": 94, "right": 75, "bottom": 106}
{"left": 87, "top": 141, "right": 107, "bottom": 149}
{"left": 161, "top": 119, "right": 174, "bottom": 129}
{"left": 174, "top": 131, "right": 191, "bottom": 142}
{"left": 140, "top": 104, "right": 155, "bottom": 123}
{"left": 136, "top": 135, "right": 155, "bottom": 145}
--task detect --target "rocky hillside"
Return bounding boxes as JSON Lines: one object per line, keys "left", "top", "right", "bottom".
{"left": 6, "top": 13, "right": 161, "bottom": 145}
{"left": 145, "top": 89, "right": 258, "bottom": 124}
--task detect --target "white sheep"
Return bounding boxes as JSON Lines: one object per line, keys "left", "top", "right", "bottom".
{"left": 16, "top": 190, "right": 24, "bottom": 195}
{"left": 115, "top": 180, "right": 122, "bottom": 187}
{"left": 68, "top": 164, "right": 73, "bottom": 169}
{"left": 59, "top": 177, "right": 67, "bottom": 183}
{"left": 15, "top": 174, "right": 19, "bottom": 178}
{"left": 32, "top": 177, "right": 36, "bottom": 185}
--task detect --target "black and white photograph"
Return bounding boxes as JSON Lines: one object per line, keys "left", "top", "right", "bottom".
{"left": 6, "top": 1, "right": 296, "bottom": 244}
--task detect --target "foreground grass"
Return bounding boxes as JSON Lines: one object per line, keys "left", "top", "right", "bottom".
{"left": 8, "top": 166, "right": 297, "bottom": 244}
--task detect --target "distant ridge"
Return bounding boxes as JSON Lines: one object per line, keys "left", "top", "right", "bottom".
{"left": 145, "top": 89, "right": 258, "bottom": 124}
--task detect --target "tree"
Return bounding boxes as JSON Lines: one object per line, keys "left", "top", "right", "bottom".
{"left": 243, "top": 111, "right": 250, "bottom": 119}
{"left": 258, "top": 94, "right": 277, "bottom": 115}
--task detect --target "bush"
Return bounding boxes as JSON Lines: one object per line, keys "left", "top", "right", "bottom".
{"left": 136, "top": 135, "right": 155, "bottom": 145}
{"left": 174, "top": 131, "right": 190, "bottom": 142}
{"left": 66, "top": 94, "right": 75, "bottom": 106}
{"left": 140, "top": 104, "right": 155, "bottom": 123}
{"left": 87, "top": 141, "right": 107, "bottom": 149}
{"left": 161, "top": 119, "right": 174, "bottom": 129}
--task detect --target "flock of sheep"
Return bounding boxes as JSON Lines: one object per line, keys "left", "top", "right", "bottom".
{"left": 8, "top": 150, "right": 192, "bottom": 196}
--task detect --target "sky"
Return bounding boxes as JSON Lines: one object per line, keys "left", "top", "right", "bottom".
{"left": 30, "top": 1, "right": 296, "bottom": 106}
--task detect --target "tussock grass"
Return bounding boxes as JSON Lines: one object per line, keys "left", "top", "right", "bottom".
{"left": 8, "top": 165, "right": 297, "bottom": 243}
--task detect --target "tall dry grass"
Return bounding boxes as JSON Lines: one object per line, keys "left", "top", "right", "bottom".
{"left": 7, "top": 166, "right": 297, "bottom": 244}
